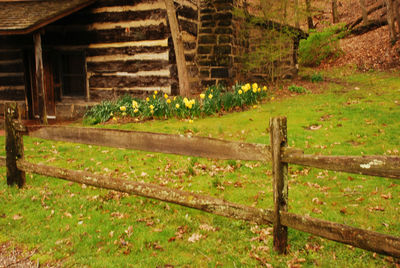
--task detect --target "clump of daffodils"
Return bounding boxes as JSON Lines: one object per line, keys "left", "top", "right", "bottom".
{"left": 84, "top": 83, "right": 272, "bottom": 125}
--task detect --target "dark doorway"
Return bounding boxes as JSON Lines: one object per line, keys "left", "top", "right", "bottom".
{"left": 60, "top": 51, "right": 86, "bottom": 97}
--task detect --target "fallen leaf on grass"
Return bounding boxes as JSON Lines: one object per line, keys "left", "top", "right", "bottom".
{"left": 188, "top": 233, "right": 204, "bottom": 243}
{"left": 13, "top": 214, "right": 23, "bottom": 220}
{"left": 64, "top": 212, "right": 72, "bottom": 218}
{"left": 381, "top": 193, "right": 392, "bottom": 199}
{"left": 340, "top": 207, "right": 347, "bottom": 214}
{"left": 199, "top": 224, "right": 217, "bottom": 232}
{"left": 368, "top": 206, "right": 385, "bottom": 212}
{"left": 312, "top": 208, "right": 322, "bottom": 214}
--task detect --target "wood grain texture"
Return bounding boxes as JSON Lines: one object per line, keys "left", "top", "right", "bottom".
{"left": 270, "top": 116, "right": 288, "bottom": 254}
{"left": 25, "top": 125, "right": 272, "bottom": 162}
{"left": 281, "top": 212, "right": 400, "bottom": 258}
{"left": 16, "top": 160, "right": 275, "bottom": 225}
{"left": 5, "top": 103, "right": 25, "bottom": 187}
{"left": 282, "top": 153, "right": 400, "bottom": 179}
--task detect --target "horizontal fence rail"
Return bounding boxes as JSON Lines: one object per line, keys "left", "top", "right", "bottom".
{"left": 10, "top": 159, "right": 400, "bottom": 257}
{"left": 282, "top": 152, "right": 400, "bottom": 179}
{"left": 25, "top": 125, "right": 272, "bottom": 162}
{"left": 2, "top": 103, "right": 400, "bottom": 258}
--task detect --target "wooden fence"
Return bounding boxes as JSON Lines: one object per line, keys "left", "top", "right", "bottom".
{"left": 2, "top": 102, "right": 400, "bottom": 257}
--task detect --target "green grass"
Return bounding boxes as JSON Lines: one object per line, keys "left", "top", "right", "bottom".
{"left": 0, "top": 67, "right": 399, "bottom": 267}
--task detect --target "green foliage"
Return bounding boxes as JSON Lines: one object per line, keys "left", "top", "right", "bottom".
{"left": 84, "top": 83, "right": 270, "bottom": 124}
{"left": 299, "top": 24, "right": 347, "bottom": 67}
{"left": 311, "top": 73, "right": 324, "bottom": 82}
{"left": 288, "top": 84, "right": 309, "bottom": 93}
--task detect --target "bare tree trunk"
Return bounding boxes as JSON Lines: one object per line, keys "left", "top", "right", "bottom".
{"left": 305, "top": 0, "right": 315, "bottom": 29}
{"left": 294, "top": 0, "right": 300, "bottom": 28}
{"left": 385, "top": 0, "right": 398, "bottom": 43}
{"left": 332, "top": 0, "right": 339, "bottom": 23}
{"left": 394, "top": 0, "right": 400, "bottom": 34}
{"left": 164, "top": 0, "right": 191, "bottom": 97}
{"left": 360, "top": 0, "right": 369, "bottom": 25}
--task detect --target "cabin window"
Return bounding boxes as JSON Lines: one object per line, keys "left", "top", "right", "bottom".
{"left": 60, "top": 51, "right": 86, "bottom": 97}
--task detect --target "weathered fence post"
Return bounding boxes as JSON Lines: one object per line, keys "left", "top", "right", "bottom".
{"left": 270, "top": 116, "right": 288, "bottom": 254}
{"left": 5, "top": 102, "right": 25, "bottom": 188}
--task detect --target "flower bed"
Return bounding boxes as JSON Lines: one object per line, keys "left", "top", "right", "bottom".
{"left": 84, "top": 83, "right": 270, "bottom": 125}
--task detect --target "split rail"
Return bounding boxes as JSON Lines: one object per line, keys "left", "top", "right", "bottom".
{"left": 2, "top": 102, "right": 400, "bottom": 257}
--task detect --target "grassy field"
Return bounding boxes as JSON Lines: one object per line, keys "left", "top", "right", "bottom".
{"left": 0, "top": 67, "right": 399, "bottom": 267}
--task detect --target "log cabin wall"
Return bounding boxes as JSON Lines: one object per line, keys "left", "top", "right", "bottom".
{"left": 43, "top": 0, "right": 199, "bottom": 99}
{"left": 0, "top": 48, "right": 25, "bottom": 101}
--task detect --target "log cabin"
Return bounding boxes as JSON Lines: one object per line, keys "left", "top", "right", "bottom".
{"left": 0, "top": 0, "right": 303, "bottom": 121}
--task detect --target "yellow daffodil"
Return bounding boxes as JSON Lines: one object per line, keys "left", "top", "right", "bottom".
{"left": 189, "top": 119, "right": 193, "bottom": 124}
{"left": 252, "top": 83, "right": 258, "bottom": 90}
{"left": 110, "top": 112, "right": 113, "bottom": 116}
{"left": 208, "top": 94, "right": 213, "bottom": 99}
{"left": 175, "top": 104, "right": 180, "bottom": 109}
{"left": 173, "top": 96, "right": 177, "bottom": 101}
{"left": 167, "top": 99, "right": 171, "bottom": 104}
{"left": 263, "top": 86, "right": 267, "bottom": 91}
{"left": 134, "top": 108, "right": 139, "bottom": 113}
{"left": 154, "top": 90, "right": 158, "bottom": 95}
{"left": 120, "top": 106, "right": 126, "bottom": 112}
{"left": 200, "top": 93, "right": 205, "bottom": 99}
{"left": 122, "top": 112, "right": 127, "bottom": 116}
{"left": 271, "top": 97, "right": 275, "bottom": 100}
{"left": 258, "top": 88, "right": 261, "bottom": 92}
{"left": 164, "top": 93, "right": 168, "bottom": 99}
{"left": 149, "top": 105, "right": 154, "bottom": 110}
{"left": 252, "top": 88, "right": 257, "bottom": 93}
{"left": 253, "top": 105, "right": 257, "bottom": 108}
{"left": 132, "top": 100, "right": 138, "bottom": 108}
{"left": 238, "top": 89, "right": 243, "bottom": 95}
{"left": 146, "top": 97, "right": 150, "bottom": 102}
{"left": 112, "top": 117, "right": 117, "bottom": 121}
{"left": 153, "top": 95, "right": 156, "bottom": 99}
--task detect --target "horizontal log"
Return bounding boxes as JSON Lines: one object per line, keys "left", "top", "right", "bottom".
{"left": 89, "top": 86, "right": 172, "bottom": 99}
{"left": 0, "top": 89, "right": 25, "bottom": 101}
{"left": 86, "top": 46, "right": 168, "bottom": 57}
{"left": 15, "top": 159, "right": 400, "bottom": 257}
{"left": 282, "top": 153, "right": 400, "bottom": 179}
{"left": 55, "top": 9, "right": 166, "bottom": 25}
{"left": 25, "top": 126, "right": 271, "bottom": 162}
{"left": 0, "top": 51, "right": 22, "bottom": 61}
{"left": 0, "top": 62, "right": 24, "bottom": 73}
{"left": 44, "top": 24, "right": 169, "bottom": 46}
{"left": 87, "top": 59, "right": 169, "bottom": 73}
{"left": 0, "top": 156, "right": 5, "bottom": 166}
{"left": 94, "top": 0, "right": 159, "bottom": 8}
{"left": 0, "top": 76, "right": 24, "bottom": 86}
{"left": 16, "top": 160, "right": 274, "bottom": 225}
{"left": 89, "top": 75, "right": 171, "bottom": 88}
{"left": 281, "top": 212, "right": 400, "bottom": 258}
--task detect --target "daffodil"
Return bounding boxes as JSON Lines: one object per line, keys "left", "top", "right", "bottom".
{"left": 132, "top": 100, "right": 138, "bottom": 108}
{"left": 271, "top": 97, "right": 275, "bottom": 100}
{"left": 134, "top": 108, "right": 139, "bottom": 113}
{"left": 149, "top": 105, "right": 154, "bottom": 110}
{"left": 238, "top": 90, "right": 242, "bottom": 95}
{"left": 263, "top": 86, "right": 267, "bottom": 91}
{"left": 146, "top": 97, "right": 150, "bottom": 102}
{"left": 122, "top": 112, "right": 127, "bottom": 116}
{"left": 208, "top": 94, "right": 213, "bottom": 99}
{"left": 258, "top": 88, "right": 261, "bottom": 92}
{"left": 200, "top": 93, "right": 205, "bottom": 99}
{"left": 164, "top": 93, "right": 168, "bottom": 99}
{"left": 154, "top": 90, "right": 158, "bottom": 95}
{"left": 120, "top": 106, "right": 126, "bottom": 112}
{"left": 167, "top": 99, "right": 171, "bottom": 104}
{"left": 112, "top": 117, "right": 117, "bottom": 121}
{"left": 110, "top": 112, "right": 113, "bottom": 116}
{"left": 153, "top": 95, "right": 156, "bottom": 99}
{"left": 253, "top": 105, "right": 257, "bottom": 109}
{"left": 252, "top": 83, "right": 258, "bottom": 90}
{"left": 175, "top": 104, "right": 180, "bottom": 109}
{"left": 252, "top": 88, "right": 257, "bottom": 93}
{"left": 189, "top": 119, "right": 193, "bottom": 124}
{"left": 173, "top": 96, "right": 177, "bottom": 101}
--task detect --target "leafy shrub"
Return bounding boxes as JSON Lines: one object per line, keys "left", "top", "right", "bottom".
{"left": 84, "top": 83, "right": 270, "bottom": 125}
{"left": 299, "top": 24, "right": 347, "bottom": 67}
{"left": 311, "top": 73, "right": 323, "bottom": 83}
{"left": 288, "top": 85, "right": 309, "bottom": 94}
